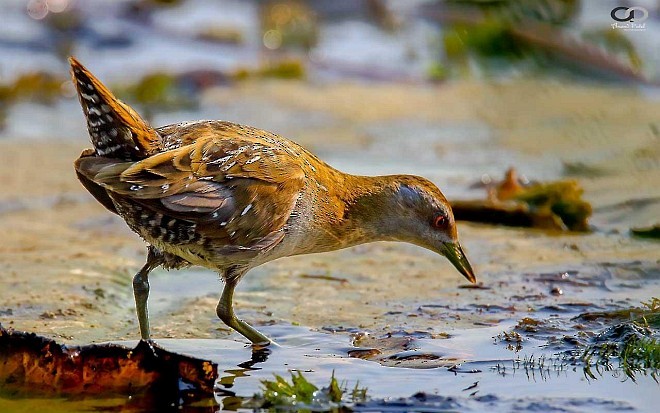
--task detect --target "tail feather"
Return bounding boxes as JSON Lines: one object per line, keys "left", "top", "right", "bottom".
{"left": 69, "top": 57, "right": 162, "bottom": 160}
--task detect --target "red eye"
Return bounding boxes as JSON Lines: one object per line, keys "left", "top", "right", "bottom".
{"left": 433, "top": 213, "right": 447, "bottom": 229}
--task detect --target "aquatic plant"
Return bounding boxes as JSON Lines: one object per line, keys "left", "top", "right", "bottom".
{"left": 492, "top": 298, "right": 659, "bottom": 383}
{"left": 254, "top": 371, "right": 368, "bottom": 410}
{"left": 578, "top": 298, "right": 659, "bottom": 381}
{"left": 494, "top": 330, "right": 524, "bottom": 352}
{"left": 493, "top": 352, "right": 571, "bottom": 383}
{"left": 582, "top": 328, "right": 659, "bottom": 382}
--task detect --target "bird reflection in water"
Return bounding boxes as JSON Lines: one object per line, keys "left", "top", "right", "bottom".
{"left": 215, "top": 346, "right": 272, "bottom": 408}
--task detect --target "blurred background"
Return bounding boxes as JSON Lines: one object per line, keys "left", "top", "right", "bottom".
{"left": 2, "top": 0, "right": 660, "bottom": 227}
{"left": 0, "top": 1, "right": 658, "bottom": 172}
{"left": 1, "top": 0, "right": 659, "bottom": 218}
{"left": 1, "top": 1, "right": 658, "bottom": 161}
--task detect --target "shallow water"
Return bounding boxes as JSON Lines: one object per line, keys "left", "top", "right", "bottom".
{"left": 208, "top": 323, "right": 656, "bottom": 409}
{"left": 2, "top": 320, "right": 658, "bottom": 412}
{"left": 65, "top": 256, "right": 656, "bottom": 412}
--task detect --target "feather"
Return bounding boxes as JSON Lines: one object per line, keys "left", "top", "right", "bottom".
{"left": 69, "top": 57, "right": 162, "bottom": 160}
{"left": 75, "top": 132, "right": 306, "bottom": 253}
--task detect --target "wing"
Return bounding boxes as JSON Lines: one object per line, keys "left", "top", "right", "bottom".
{"left": 75, "top": 135, "right": 306, "bottom": 254}
{"left": 75, "top": 149, "right": 119, "bottom": 214}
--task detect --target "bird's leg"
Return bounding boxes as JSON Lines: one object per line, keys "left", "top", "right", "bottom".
{"left": 132, "top": 247, "right": 162, "bottom": 340}
{"left": 216, "top": 270, "right": 271, "bottom": 346}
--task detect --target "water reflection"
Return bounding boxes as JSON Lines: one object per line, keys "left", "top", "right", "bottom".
{"left": 217, "top": 346, "right": 272, "bottom": 395}
{"left": 143, "top": 322, "right": 657, "bottom": 411}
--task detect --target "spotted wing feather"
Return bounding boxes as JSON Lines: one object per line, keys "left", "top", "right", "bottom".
{"left": 76, "top": 135, "right": 305, "bottom": 253}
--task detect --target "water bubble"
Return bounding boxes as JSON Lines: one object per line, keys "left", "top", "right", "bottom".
{"left": 27, "top": 0, "right": 49, "bottom": 20}
{"left": 60, "top": 80, "right": 76, "bottom": 98}
{"left": 263, "top": 30, "right": 282, "bottom": 50}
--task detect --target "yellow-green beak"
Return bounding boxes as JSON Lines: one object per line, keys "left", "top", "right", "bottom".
{"left": 442, "top": 242, "right": 476, "bottom": 283}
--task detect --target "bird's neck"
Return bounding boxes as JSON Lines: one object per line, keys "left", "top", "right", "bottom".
{"left": 331, "top": 174, "right": 402, "bottom": 245}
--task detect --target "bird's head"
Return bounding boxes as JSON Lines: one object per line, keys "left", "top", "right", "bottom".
{"left": 376, "top": 176, "right": 476, "bottom": 283}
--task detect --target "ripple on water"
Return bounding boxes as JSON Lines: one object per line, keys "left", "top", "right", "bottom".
{"left": 96, "top": 322, "right": 657, "bottom": 412}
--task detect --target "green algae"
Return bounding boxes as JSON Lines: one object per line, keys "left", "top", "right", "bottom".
{"left": 233, "top": 59, "right": 306, "bottom": 81}
{"left": 514, "top": 180, "right": 592, "bottom": 231}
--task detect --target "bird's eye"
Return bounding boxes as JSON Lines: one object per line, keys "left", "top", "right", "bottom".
{"left": 432, "top": 213, "right": 448, "bottom": 229}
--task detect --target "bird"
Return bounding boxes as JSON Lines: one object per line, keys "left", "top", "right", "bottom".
{"left": 70, "top": 57, "right": 476, "bottom": 346}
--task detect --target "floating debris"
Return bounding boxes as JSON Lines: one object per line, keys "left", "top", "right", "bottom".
{"left": 562, "top": 161, "right": 611, "bottom": 178}
{"left": 550, "top": 286, "right": 563, "bottom": 296}
{"left": 631, "top": 225, "right": 660, "bottom": 240}
{"left": 452, "top": 168, "right": 592, "bottom": 231}
{"left": 0, "top": 325, "right": 217, "bottom": 404}
{"left": 300, "top": 273, "right": 349, "bottom": 284}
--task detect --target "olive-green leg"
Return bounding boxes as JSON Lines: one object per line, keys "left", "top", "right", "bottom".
{"left": 216, "top": 272, "right": 271, "bottom": 346}
{"left": 132, "top": 248, "right": 162, "bottom": 340}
